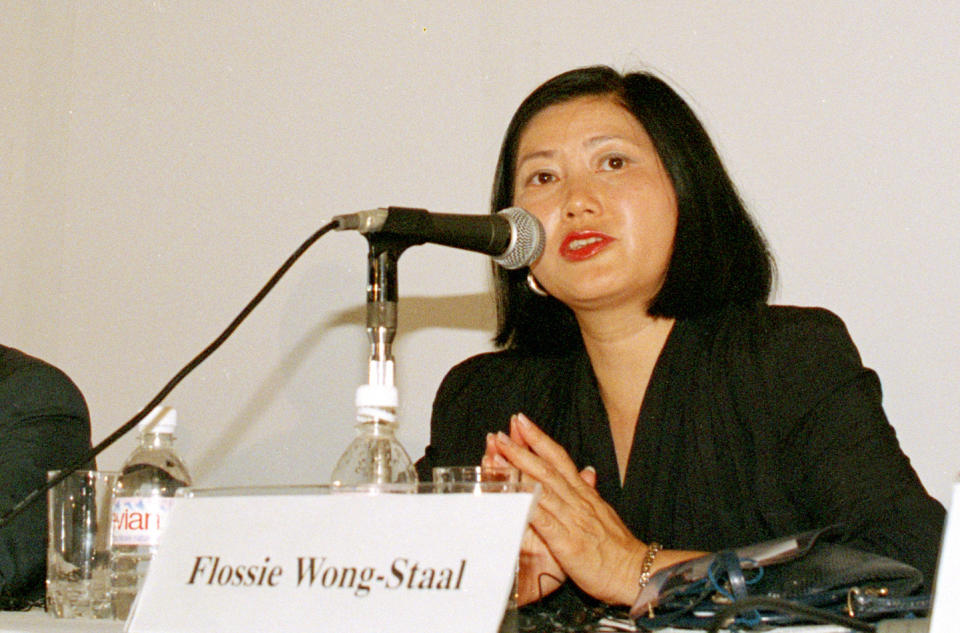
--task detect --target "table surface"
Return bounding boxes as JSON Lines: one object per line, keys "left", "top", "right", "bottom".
{"left": 0, "top": 611, "right": 122, "bottom": 633}
{"left": 0, "top": 608, "right": 870, "bottom": 633}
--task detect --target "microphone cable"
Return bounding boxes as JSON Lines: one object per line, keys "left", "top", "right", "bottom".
{"left": 706, "top": 596, "right": 877, "bottom": 632}
{"left": 0, "top": 220, "right": 339, "bottom": 529}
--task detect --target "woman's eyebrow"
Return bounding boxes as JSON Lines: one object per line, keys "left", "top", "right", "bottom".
{"left": 516, "top": 134, "right": 637, "bottom": 169}
{"left": 584, "top": 134, "right": 633, "bottom": 148}
{"left": 515, "top": 149, "right": 555, "bottom": 169}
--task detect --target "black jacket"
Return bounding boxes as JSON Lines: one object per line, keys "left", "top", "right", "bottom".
{"left": 0, "top": 345, "right": 91, "bottom": 606}
{"left": 416, "top": 303, "right": 945, "bottom": 591}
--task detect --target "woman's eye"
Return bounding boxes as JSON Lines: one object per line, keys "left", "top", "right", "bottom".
{"left": 527, "top": 171, "right": 555, "bottom": 185}
{"left": 600, "top": 155, "right": 626, "bottom": 171}
{"left": 600, "top": 154, "right": 628, "bottom": 171}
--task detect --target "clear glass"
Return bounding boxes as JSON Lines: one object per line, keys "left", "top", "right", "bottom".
{"left": 46, "top": 470, "right": 119, "bottom": 619}
{"left": 331, "top": 419, "right": 418, "bottom": 486}
{"left": 432, "top": 465, "right": 519, "bottom": 492}
{"left": 110, "top": 431, "right": 192, "bottom": 620}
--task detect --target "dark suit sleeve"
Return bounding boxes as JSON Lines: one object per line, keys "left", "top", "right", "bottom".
{"left": 414, "top": 351, "right": 539, "bottom": 481}
{"left": 415, "top": 354, "right": 505, "bottom": 481}
{"left": 0, "top": 357, "right": 92, "bottom": 603}
{"left": 747, "top": 308, "right": 946, "bottom": 590}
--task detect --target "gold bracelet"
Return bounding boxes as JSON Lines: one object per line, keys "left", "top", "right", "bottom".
{"left": 636, "top": 541, "right": 662, "bottom": 618}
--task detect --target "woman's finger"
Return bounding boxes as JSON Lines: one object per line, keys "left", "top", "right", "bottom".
{"left": 493, "top": 423, "right": 594, "bottom": 507}
{"left": 509, "top": 416, "right": 530, "bottom": 448}
{"left": 493, "top": 430, "right": 563, "bottom": 487}
{"left": 580, "top": 465, "right": 597, "bottom": 488}
{"left": 512, "top": 413, "right": 589, "bottom": 484}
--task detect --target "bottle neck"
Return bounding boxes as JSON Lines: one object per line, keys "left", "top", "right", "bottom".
{"left": 140, "top": 431, "right": 175, "bottom": 449}
{"left": 355, "top": 415, "right": 397, "bottom": 436}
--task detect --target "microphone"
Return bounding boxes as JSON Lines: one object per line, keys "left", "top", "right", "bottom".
{"left": 332, "top": 206, "right": 545, "bottom": 269}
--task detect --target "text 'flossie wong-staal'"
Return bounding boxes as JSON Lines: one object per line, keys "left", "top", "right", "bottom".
{"left": 185, "top": 555, "right": 468, "bottom": 596}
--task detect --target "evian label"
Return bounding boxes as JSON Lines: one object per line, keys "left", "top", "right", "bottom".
{"left": 112, "top": 496, "right": 175, "bottom": 546}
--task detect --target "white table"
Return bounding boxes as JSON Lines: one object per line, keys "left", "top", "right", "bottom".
{"left": 0, "top": 610, "right": 123, "bottom": 633}
{"left": 0, "top": 608, "right": 868, "bottom": 633}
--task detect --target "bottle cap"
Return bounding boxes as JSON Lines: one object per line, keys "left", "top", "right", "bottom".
{"left": 139, "top": 405, "right": 177, "bottom": 435}
{"left": 355, "top": 384, "right": 398, "bottom": 423}
{"left": 355, "top": 384, "right": 398, "bottom": 408}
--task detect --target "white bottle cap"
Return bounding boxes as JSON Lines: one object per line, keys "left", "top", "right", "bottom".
{"left": 355, "top": 384, "right": 398, "bottom": 408}
{"left": 355, "top": 384, "right": 398, "bottom": 422}
{"left": 139, "top": 405, "right": 177, "bottom": 435}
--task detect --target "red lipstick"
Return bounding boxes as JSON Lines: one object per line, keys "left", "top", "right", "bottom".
{"left": 559, "top": 231, "right": 615, "bottom": 261}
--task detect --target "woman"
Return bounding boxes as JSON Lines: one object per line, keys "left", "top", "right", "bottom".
{"left": 414, "top": 66, "right": 944, "bottom": 610}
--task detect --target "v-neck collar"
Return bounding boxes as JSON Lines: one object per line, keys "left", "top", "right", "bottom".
{"left": 566, "top": 319, "right": 684, "bottom": 532}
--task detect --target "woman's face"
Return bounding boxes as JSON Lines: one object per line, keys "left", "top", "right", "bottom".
{"left": 512, "top": 96, "right": 678, "bottom": 315}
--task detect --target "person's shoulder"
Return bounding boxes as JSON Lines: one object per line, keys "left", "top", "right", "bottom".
{"left": 700, "top": 301, "right": 844, "bottom": 328}
{"left": 694, "top": 303, "right": 855, "bottom": 353}
{"left": 754, "top": 303, "right": 848, "bottom": 333}
{"left": 683, "top": 304, "right": 871, "bottom": 441}
{"left": 435, "top": 347, "right": 566, "bottom": 403}
{"left": 0, "top": 345, "right": 89, "bottom": 421}
{"left": 689, "top": 303, "right": 866, "bottom": 396}
{"left": 439, "top": 349, "right": 533, "bottom": 390}
{"left": 750, "top": 304, "right": 856, "bottom": 359}
{"left": 0, "top": 344, "right": 40, "bottom": 379}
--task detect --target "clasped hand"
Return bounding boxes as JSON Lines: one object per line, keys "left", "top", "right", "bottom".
{"left": 482, "top": 412, "right": 648, "bottom": 606}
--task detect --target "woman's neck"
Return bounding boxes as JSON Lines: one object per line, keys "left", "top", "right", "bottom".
{"left": 575, "top": 300, "right": 672, "bottom": 357}
{"left": 575, "top": 305, "right": 675, "bottom": 482}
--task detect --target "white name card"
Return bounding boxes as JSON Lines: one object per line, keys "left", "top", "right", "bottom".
{"left": 930, "top": 479, "right": 960, "bottom": 633}
{"left": 125, "top": 485, "right": 537, "bottom": 633}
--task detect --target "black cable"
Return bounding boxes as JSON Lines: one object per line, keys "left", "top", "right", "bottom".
{"left": 707, "top": 596, "right": 876, "bottom": 632}
{"left": 0, "top": 220, "right": 338, "bottom": 529}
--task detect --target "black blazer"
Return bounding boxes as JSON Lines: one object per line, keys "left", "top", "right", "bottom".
{"left": 417, "top": 303, "right": 945, "bottom": 592}
{"left": 0, "top": 345, "right": 91, "bottom": 606}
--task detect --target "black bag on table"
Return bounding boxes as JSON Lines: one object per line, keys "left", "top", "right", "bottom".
{"left": 630, "top": 526, "right": 929, "bottom": 631}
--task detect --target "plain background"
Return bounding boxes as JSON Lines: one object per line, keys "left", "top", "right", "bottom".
{"left": 2, "top": 2, "right": 957, "bottom": 506}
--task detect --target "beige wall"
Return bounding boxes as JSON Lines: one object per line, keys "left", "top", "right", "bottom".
{"left": 2, "top": 1, "right": 958, "bottom": 504}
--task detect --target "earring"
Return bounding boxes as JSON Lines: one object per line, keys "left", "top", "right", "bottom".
{"left": 526, "top": 272, "right": 549, "bottom": 297}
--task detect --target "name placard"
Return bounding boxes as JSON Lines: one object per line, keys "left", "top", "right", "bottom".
{"left": 930, "top": 479, "right": 960, "bottom": 633}
{"left": 125, "top": 485, "right": 537, "bottom": 633}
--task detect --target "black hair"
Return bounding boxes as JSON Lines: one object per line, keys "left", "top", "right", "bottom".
{"left": 491, "top": 66, "right": 774, "bottom": 352}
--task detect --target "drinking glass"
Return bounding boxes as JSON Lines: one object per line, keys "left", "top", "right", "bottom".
{"left": 46, "top": 470, "right": 118, "bottom": 618}
{"left": 432, "top": 465, "right": 519, "bottom": 493}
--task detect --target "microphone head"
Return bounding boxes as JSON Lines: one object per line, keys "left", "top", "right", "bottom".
{"left": 493, "top": 207, "right": 545, "bottom": 269}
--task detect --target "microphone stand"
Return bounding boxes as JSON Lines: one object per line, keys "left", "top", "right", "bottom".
{"left": 364, "top": 234, "right": 418, "bottom": 387}
{"left": 328, "top": 232, "right": 420, "bottom": 485}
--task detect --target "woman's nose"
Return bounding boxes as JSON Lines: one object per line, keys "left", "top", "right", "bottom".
{"left": 562, "top": 173, "right": 600, "bottom": 219}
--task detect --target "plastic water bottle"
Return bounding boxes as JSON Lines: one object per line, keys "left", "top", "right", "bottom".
{"left": 109, "top": 406, "right": 191, "bottom": 619}
{"left": 331, "top": 384, "right": 418, "bottom": 485}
